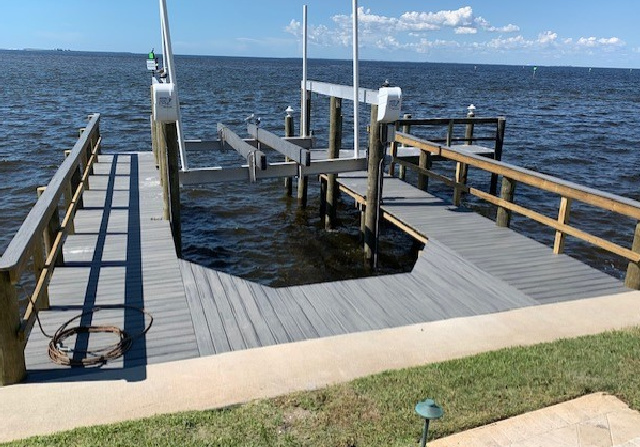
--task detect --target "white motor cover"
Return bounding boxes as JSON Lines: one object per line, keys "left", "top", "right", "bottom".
{"left": 152, "top": 82, "right": 178, "bottom": 122}
{"left": 377, "top": 87, "right": 402, "bottom": 123}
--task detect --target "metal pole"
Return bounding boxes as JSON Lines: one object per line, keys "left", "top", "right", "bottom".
{"left": 419, "top": 419, "right": 430, "bottom": 447}
{"left": 352, "top": 0, "right": 359, "bottom": 158}
{"left": 159, "top": 0, "right": 188, "bottom": 171}
{"left": 301, "top": 5, "right": 308, "bottom": 138}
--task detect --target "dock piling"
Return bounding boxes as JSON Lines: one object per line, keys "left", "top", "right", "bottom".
{"left": 164, "top": 122, "right": 182, "bottom": 257}
{"left": 284, "top": 106, "right": 294, "bottom": 197}
{"left": 325, "top": 96, "right": 342, "bottom": 229}
{"left": 496, "top": 176, "right": 516, "bottom": 228}
{"left": 490, "top": 118, "right": 506, "bottom": 195}
{"left": 553, "top": 197, "right": 572, "bottom": 254}
{"left": 399, "top": 114, "right": 411, "bottom": 181}
{"left": 364, "top": 104, "right": 382, "bottom": 266}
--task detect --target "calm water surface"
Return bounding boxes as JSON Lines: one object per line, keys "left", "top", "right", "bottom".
{"left": 1, "top": 51, "right": 639, "bottom": 285}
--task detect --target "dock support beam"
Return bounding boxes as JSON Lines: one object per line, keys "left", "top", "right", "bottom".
{"left": 0, "top": 271, "right": 26, "bottom": 385}
{"left": 165, "top": 122, "right": 182, "bottom": 258}
{"left": 364, "top": 105, "right": 382, "bottom": 267}
{"left": 496, "top": 176, "right": 516, "bottom": 228}
{"left": 625, "top": 222, "right": 640, "bottom": 289}
{"left": 325, "top": 97, "right": 342, "bottom": 229}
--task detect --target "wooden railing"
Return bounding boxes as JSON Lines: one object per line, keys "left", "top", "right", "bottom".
{"left": 394, "top": 131, "right": 640, "bottom": 290}
{"left": 0, "top": 114, "right": 101, "bottom": 385}
{"left": 390, "top": 117, "right": 506, "bottom": 200}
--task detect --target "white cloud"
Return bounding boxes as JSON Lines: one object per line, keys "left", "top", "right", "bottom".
{"left": 455, "top": 26, "right": 477, "bottom": 35}
{"left": 576, "top": 36, "right": 624, "bottom": 48}
{"left": 538, "top": 31, "right": 558, "bottom": 45}
{"left": 283, "top": 6, "right": 628, "bottom": 60}
{"left": 474, "top": 16, "right": 520, "bottom": 33}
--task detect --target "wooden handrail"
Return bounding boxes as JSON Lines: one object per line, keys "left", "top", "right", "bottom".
{"left": 0, "top": 114, "right": 101, "bottom": 280}
{"left": 395, "top": 131, "right": 640, "bottom": 221}
{"left": 394, "top": 131, "right": 640, "bottom": 287}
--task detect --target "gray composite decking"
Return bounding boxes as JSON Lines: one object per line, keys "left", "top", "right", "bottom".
{"left": 22, "top": 152, "right": 630, "bottom": 381}
{"left": 336, "top": 172, "right": 629, "bottom": 303}
{"left": 24, "top": 152, "right": 198, "bottom": 382}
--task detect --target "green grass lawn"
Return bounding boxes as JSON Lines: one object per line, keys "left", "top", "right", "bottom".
{"left": 6, "top": 327, "right": 640, "bottom": 447}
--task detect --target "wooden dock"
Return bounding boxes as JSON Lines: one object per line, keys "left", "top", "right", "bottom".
{"left": 21, "top": 151, "right": 630, "bottom": 379}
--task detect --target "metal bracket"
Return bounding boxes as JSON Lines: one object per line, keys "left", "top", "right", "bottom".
{"left": 248, "top": 151, "right": 257, "bottom": 183}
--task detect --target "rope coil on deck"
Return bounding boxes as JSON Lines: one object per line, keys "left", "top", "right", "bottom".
{"left": 47, "top": 306, "right": 154, "bottom": 367}
{"left": 22, "top": 286, "right": 153, "bottom": 367}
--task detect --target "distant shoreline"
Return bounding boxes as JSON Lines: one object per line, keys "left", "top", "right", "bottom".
{"left": 0, "top": 48, "right": 637, "bottom": 71}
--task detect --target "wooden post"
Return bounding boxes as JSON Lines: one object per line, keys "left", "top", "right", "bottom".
{"left": 553, "top": 197, "right": 572, "bottom": 254}
{"left": 297, "top": 91, "right": 310, "bottom": 208}
{"left": 399, "top": 114, "right": 411, "bottom": 180}
{"left": 38, "top": 187, "right": 63, "bottom": 267}
{"left": 32, "top": 234, "right": 49, "bottom": 310}
{"left": 164, "top": 123, "right": 182, "bottom": 257}
{"left": 417, "top": 151, "right": 431, "bottom": 191}
{"left": 0, "top": 271, "right": 26, "bottom": 385}
{"left": 284, "top": 108, "right": 294, "bottom": 197}
{"left": 453, "top": 109, "right": 474, "bottom": 206}
{"left": 496, "top": 177, "right": 516, "bottom": 228}
{"left": 157, "top": 120, "right": 170, "bottom": 220}
{"left": 490, "top": 118, "right": 506, "bottom": 195}
{"left": 63, "top": 151, "right": 76, "bottom": 235}
{"left": 625, "top": 222, "right": 640, "bottom": 289}
{"left": 364, "top": 105, "right": 382, "bottom": 266}
{"left": 325, "top": 96, "right": 342, "bottom": 229}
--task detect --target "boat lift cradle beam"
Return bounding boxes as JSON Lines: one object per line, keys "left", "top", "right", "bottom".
{"left": 180, "top": 157, "right": 367, "bottom": 185}
{"left": 217, "top": 124, "right": 267, "bottom": 171}
{"left": 247, "top": 124, "right": 311, "bottom": 167}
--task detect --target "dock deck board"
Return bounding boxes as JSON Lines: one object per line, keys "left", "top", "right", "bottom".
{"left": 22, "top": 153, "right": 630, "bottom": 380}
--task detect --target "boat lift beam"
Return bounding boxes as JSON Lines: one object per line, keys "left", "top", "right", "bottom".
{"left": 247, "top": 124, "right": 311, "bottom": 167}
{"left": 217, "top": 124, "right": 267, "bottom": 171}
{"left": 180, "top": 157, "right": 367, "bottom": 185}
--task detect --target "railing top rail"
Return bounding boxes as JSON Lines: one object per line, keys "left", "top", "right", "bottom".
{"left": 396, "top": 117, "right": 504, "bottom": 126}
{"left": 0, "top": 114, "right": 101, "bottom": 273}
{"left": 395, "top": 131, "right": 640, "bottom": 220}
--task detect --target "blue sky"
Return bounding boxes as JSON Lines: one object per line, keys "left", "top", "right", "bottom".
{"left": 1, "top": 1, "right": 638, "bottom": 68}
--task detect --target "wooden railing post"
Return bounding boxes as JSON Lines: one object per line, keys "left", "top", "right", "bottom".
{"left": 32, "top": 233, "right": 49, "bottom": 310}
{"left": 553, "top": 197, "right": 572, "bottom": 254}
{"left": 325, "top": 96, "right": 342, "bottom": 229}
{"left": 364, "top": 104, "right": 382, "bottom": 267}
{"left": 490, "top": 118, "right": 506, "bottom": 195}
{"left": 165, "top": 122, "right": 182, "bottom": 257}
{"left": 0, "top": 271, "right": 26, "bottom": 385}
{"left": 625, "top": 223, "right": 640, "bottom": 289}
{"left": 66, "top": 150, "right": 84, "bottom": 211}
{"left": 284, "top": 108, "right": 294, "bottom": 197}
{"left": 37, "top": 187, "right": 63, "bottom": 267}
{"left": 496, "top": 177, "right": 516, "bottom": 228}
{"left": 62, "top": 153, "right": 76, "bottom": 235}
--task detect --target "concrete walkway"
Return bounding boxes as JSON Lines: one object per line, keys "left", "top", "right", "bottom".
{"left": 0, "top": 290, "right": 639, "bottom": 443}
{"left": 432, "top": 393, "right": 640, "bottom": 447}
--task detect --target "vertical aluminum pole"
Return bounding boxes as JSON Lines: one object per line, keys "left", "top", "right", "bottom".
{"left": 352, "top": 0, "right": 359, "bottom": 158}
{"left": 159, "top": 0, "right": 188, "bottom": 170}
{"left": 301, "top": 5, "right": 308, "bottom": 137}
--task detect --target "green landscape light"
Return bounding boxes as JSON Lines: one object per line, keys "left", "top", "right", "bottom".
{"left": 415, "top": 399, "right": 444, "bottom": 447}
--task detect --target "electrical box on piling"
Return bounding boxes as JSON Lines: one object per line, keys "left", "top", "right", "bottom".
{"left": 152, "top": 83, "right": 178, "bottom": 122}
{"left": 377, "top": 87, "right": 402, "bottom": 123}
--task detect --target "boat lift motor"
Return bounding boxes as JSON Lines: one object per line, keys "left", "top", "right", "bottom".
{"left": 152, "top": 82, "right": 179, "bottom": 123}
{"left": 377, "top": 86, "right": 402, "bottom": 123}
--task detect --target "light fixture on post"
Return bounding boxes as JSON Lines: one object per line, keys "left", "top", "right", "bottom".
{"left": 415, "top": 398, "right": 444, "bottom": 447}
